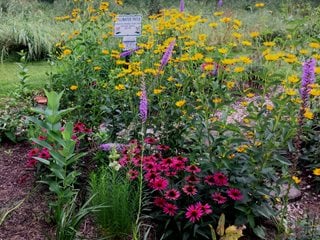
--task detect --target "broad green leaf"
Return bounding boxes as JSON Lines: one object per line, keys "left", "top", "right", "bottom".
{"left": 217, "top": 213, "right": 225, "bottom": 236}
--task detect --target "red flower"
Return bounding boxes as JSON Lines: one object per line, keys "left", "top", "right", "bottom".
{"left": 195, "top": 202, "right": 212, "bottom": 215}
{"left": 164, "top": 189, "right": 181, "bottom": 200}
{"left": 38, "top": 135, "right": 47, "bottom": 141}
{"left": 73, "top": 122, "right": 86, "bottom": 133}
{"left": 152, "top": 177, "right": 169, "bottom": 191}
{"left": 27, "top": 148, "right": 40, "bottom": 158}
{"left": 212, "top": 192, "right": 227, "bottom": 204}
{"left": 156, "top": 144, "right": 170, "bottom": 151}
{"left": 163, "top": 202, "right": 178, "bottom": 216}
{"left": 185, "top": 175, "right": 200, "bottom": 184}
{"left": 144, "top": 137, "right": 158, "bottom": 145}
{"left": 227, "top": 188, "right": 243, "bottom": 201}
{"left": 26, "top": 158, "right": 37, "bottom": 168}
{"left": 186, "top": 165, "right": 201, "bottom": 174}
{"left": 154, "top": 196, "right": 167, "bottom": 208}
{"left": 182, "top": 185, "right": 197, "bottom": 196}
{"left": 185, "top": 204, "right": 203, "bottom": 223}
{"left": 213, "top": 172, "right": 229, "bottom": 186}
{"left": 39, "top": 148, "right": 50, "bottom": 159}
{"left": 204, "top": 175, "right": 215, "bottom": 185}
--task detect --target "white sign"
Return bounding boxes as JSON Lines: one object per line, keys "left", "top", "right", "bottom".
{"left": 114, "top": 14, "right": 142, "bottom": 37}
{"left": 123, "top": 36, "right": 137, "bottom": 50}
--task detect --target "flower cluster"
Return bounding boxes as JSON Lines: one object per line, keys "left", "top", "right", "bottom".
{"left": 117, "top": 138, "right": 243, "bottom": 224}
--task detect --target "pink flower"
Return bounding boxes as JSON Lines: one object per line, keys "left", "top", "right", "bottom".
{"left": 186, "top": 165, "right": 201, "bottom": 174}
{"left": 144, "top": 137, "right": 158, "bottom": 144}
{"left": 212, "top": 192, "right": 227, "bottom": 204}
{"left": 38, "top": 135, "right": 47, "bottom": 141}
{"left": 156, "top": 144, "right": 170, "bottom": 151}
{"left": 185, "top": 204, "right": 203, "bottom": 223}
{"left": 163, "top": 202, "right": 178, "bottom": 216}
{"left": 204, "top": 175, "right": 215, "bottom": 186}
{"left": 73, "top": 122, "right": 86, "bottom": 133}
{"left": 127, "top": 169, "right": 139, "bottom": 180}
{"left": 154, "top": 196, "right": 167, "bottom": 208}
{"left": 26, "top": 158, "right": 37, "bottom": 168}
{"left": 185, "top": 175, "right": 200, "bottom": 184}
{"left": 195, "top": 202, "right": 212, "bottom": 215}
{"left": 227, "top": 188, "right": 243, "bottom": 201}
{"left": 27, "top": 148, "right": 40, "bottom": 158}
{"left": 182, "top": 185, "right": 197, "bottom": 196}
{"left": 39, "top": 148, "right": 50, "bottom": 159}
{"left": 152, "top": 177, "right": 169, "bottom": 191}
{"left": 213, "top": 172, "right": 229, "bottom": 186}
{"left": 165, "top": 189, "right": 181, "bottom": 200}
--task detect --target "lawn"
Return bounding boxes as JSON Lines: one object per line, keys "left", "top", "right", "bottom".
{"left": 0, "top": 61, "right": 53, "bottom": 97}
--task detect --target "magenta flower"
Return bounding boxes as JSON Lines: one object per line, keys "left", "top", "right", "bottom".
{"left": 185, "top": 204, "right": 204, "bottom": 223}
{"left": 212, "top": 192, "right": 227, "bottom": 204}
{"left": 185, "top": 175, "right": 200, "bottom": 184}
{"left": 186, "top": 165, "right": 201, "bottom": 174}
{"left": 196, "top": 202, "right": 212, "bottom": 215}
{"left": 28, "top": 148, "right": 40, "bottom": 158}
{"left": 179, "top": 0, "right": 185, "bottom": 12}
{"left": 163, "top": 202, "right": 178, "bottom": 216}
{"left": 144, "top": 137, "right": 158, "bottom": 144}
{"left": 213, "top": 172, "right": 229, "bottom": 186}
{"left": 154, "top": 196, "right": 167, "bottom": 208}
{"left": 127, "top": 169, "right": 139, "bottom": 180}
{"left": 204, "top": 175, "right": 215, "bottom": 186}
{"left": 39, "top": 148, "right": 50, "bottom": 159}
{"left": 120, "top": 47, "right": 140, "bottom": 58}
{"left": 227, "top": 188, "right": 243, "bottom": 201}
{"left": 26, "top": 158, "right": 37, "bottom": 168}
{"left": 139, "top": 80, "right": 148, "bottom": 123}
{"left": 159, "top": 39, "right": 176, "bottom": 71}
{"left": 152, "top": 177, "right": 169, "bottom": 191}
{"left": 182, "top": 184, "right": 197, "bottom": 196}
{"left": 165, "top": 189, "right": 181, "bottom": 200}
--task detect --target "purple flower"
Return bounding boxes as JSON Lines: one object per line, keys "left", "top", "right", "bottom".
{"left": 179, "top": 0, "right": 185, "bottom": 12}
{"left": 100, "top": 143, "right": 126, "bottom": 152}
{"left": 120, "top": 47, "right": 140, "bottom": 58}
{"left": 159, "top": 39, "right": 176, "bottom": 71}
{"left": 217, "top": 0, "right": 223, "bottom": 7}
{"left": 139, "top": 80, "right": 148, "bottom": 123}
{"left": 300, "top": 58, "right": 316, "bottom": 103}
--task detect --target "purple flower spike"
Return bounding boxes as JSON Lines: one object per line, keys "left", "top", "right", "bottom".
{"left": 300, "top": 58, "right": 316, "bottom": 106}
{"left": 139, "top": 80, "right": 148, "bottom": 123}
{"left": 179, "top": 0, "right": 185, "bottom": 12}
{"left": 159, "top": 39, "right": 176, "bottom": 71}
{"left": 120, "top": 47, "right": 140, "bottom": 58}
{"left": 100, "top": 143, "right": 126, "bottom": 152}
{"left": 217, "top": 0, "right": 223, "bottom": 7}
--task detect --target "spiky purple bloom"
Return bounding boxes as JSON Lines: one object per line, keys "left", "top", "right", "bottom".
{"left": 217, "top": 0, "right": 223, "bottom": 7}
{"left": 100, "top": 143, "right": 126, "bottom": 152}
{"left": 139, "top": 80, "right": 148, "bottom": 123}
{"left": 120, "top": 47, "right": 140, "bottom": 58}
{"left": 300, "top": 58, "right": 316, "bottom": 107}
{"left": 179, "top": 0, "right": 185, "bottom": 12}
{"left": 159, "top": 39, "right": 176, "bottom": 71}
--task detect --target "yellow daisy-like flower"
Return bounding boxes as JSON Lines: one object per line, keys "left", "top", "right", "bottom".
{"left": 236, "top": 145, "right": 248, "bottom": 153}
{"left": 212, "top": 98, "right": 222, "bottom": 104}
{"left": 102, "top": 49, "right": 109, "bottom": 55}
{"left": 255, "top": 3, "right": 265, "bottom": 7}
{"left": 226, "top": 81, "right": 235, "bottom": 89}
{"left": 222, "top": 58, "right": 237, "bottom": 65}
{"left": 310, "top": 88, "right": 320, "bottom": 96}
{"left": 246, "top": 93, "right": 255, "bottom": 98}
{"left": 242, "top": 40, "right": 252, "bottom": 46}
{"left": 63, "top": 49, "right": 72, "bottom": 56}
{"left": 70, "top": 85, "right": 78, "bottom": 91}
{"left": 285, "top": 88, "right": 297, "bottom": 96}
{"left": 304, "top": 108, "right": 314, "bottom": 119}
{"left": 263, "top": 41, "right": 276, "bottom": 47}
{"left": 218, "top": 48, "right": 228, "bottom": 54}
{"left": 288, "top": 75, "right": 299, "bottom": 83}
{"left": 299, "top": 49, "right": 309, "bottom": 55}
{"left": 232, "top": 32, "right": 242, "bottom": 39}
{"left": 220, "top": 17, "right": 231, "bottom": 23}
{"left": 175, "top": 100, "right": 186, "bottom": 107}
{"left": 234, "top": 67, "right": 245, "bottom": 73}
{"left": 94, "top": 66, "right": 102, "bottom": 71}
{"left": 266, "top": 104, "right": 274, "bottom": 111}
{"left": 264, "top": 54, "right": 280, "bottom": 61}
{"left": 292, "top": 176, "right": 301, "bottom": 184}
{"left": 115, "top": 84, "right": 125, "bottom": 91}
{"left": 153, "top": 88, "right": 163, "bottom": 94}
{"left": 309, "top": 42, "right": 320, "bottom": 49}
{"left": 313, "top": 168, "right": 320, "bottom": 176}
{"left": 209, "top": 22, "right": 218, "bottom": 28}
{"left": 315, "top": 67, "right": 320, "bottom": 74}
{"left": 249, "top": 31, "right": 260, "bottom": 38}
{"left": 136, "top": 91, "right": 142, "bottom": 97}
{"left": 213, "top": 11, "right": 224, "bottom": 16}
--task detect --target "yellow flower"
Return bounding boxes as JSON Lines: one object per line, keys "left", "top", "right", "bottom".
{"left": 70, "top": 85, "right": 78, "bottom": 91}
{"left": 232, "top": 32, "right": 242, "bottom": 39}
{"left": 102, "top": 49, "right": 109, "bottom": 55}
{"left": 299, "top": 49, "right": 309, "bottom": 55}
{"left": 218, "top": 48, "right": 228, "bottom": 54}
{"left": 310, "top": 88, "right": 320, "bottom": 96}
{"left": 175, "top": 83, "right": 183, "bottom": 88}
{"left": 309, "top": 42, "right": 320, "bottom": 49}
{"left": 304, "top": 108, "right": 314, "bottom": 119}
{"left": 250, "top": 31, "right": 260, "bottom": 38}
{"left": 234, "top": 67, "right": 245, "bottom": 73}
{"left": 94, "top": 66, "right": 102, "bottom": 71}
{"left": 288, "top": 75, "right": 299, "bottom": 83}
{"left": 115, "top": 84, "right": 125, "bottom": 90}
{"left": 233, "top": 19, "right": 242, "bottom": 27}
{"left": 313, "top": 54, "right": 320, "bottom": 60}
{"left": 263, "top": 41, "right": 276, "bottom": 47}
{"left": 115, "top": 0, "right": 123, "bottom": 6}
{"left": 136, "top": 91, "right": 142, "bottom": 97}
{"left": 255, "top": 3, "right": 265, "bottom": 7}
{"left": 153, "top": 88, "right": 163, "bottom": 94}
{"left": 265, "top": 54, "right": 280, "bottom": 61}
{"left": 315, "top": 67, "right": 320, "bottom": 74}
{"left": 285, "top": 88, "right": 297, "bottom": 96}
{"left": 209, "top": 22, "right": 218, "bottom": 28}
{"left": 213, "top": 11, "right": 224, "bottom": 16}
{"left": 242, "top": 40, "right": 252, "bottom": 46}
{"left": 198, "top": 34, "right": 207, "bottom": 42}
{"left": 220, "top": 17, "right": 231, "bottom": 23}
{"left": 167, "top": 76, "right": 174, "bottom": 82}
{"left": 238, "top": 56, "right": 252, "bottom": 64}
{"left": 212, "top": 98, "right": 222, "bottom": 104}
{"left": 292, "top": 176, "right": 301, "bottom": 184}
{"left": 226, "top": 81, "right": 235, "bottom": 89}
{"left": 175, "top": 100, "right": 186, "bottom": 107}
{"left": 236, "top": 145, "right": 248, "bottom": 153}
{"left": 222, "top": 58, "right": 237, "bottom": 65}
{"left": 246, "top": 93, "right": 255, "bottom": 98}
{"left": 63, "top": 49, "right": 72, "bottom": 55}
{"left": 313, "top": 168, "right": 320, "bottom": 176}
{"left": 266, "top": 104, "right": 274, "bottom": 111}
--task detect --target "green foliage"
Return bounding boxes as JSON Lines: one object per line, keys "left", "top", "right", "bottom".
{"left": 89, "top": 166, "right": 139, "bottom": 239}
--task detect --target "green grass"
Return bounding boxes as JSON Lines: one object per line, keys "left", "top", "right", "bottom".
{"left": 0, "top": 61, "right": 54, "bottom": 97}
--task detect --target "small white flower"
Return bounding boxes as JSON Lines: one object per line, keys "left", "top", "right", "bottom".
{"left": 109, "top": 161, "right": 121, "bottom": 171}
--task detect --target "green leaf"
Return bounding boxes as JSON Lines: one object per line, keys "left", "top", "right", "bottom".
{"left": 50, "top": 163, "right": 65, "bottom": 180}
{"left": 33, "top": 156, "right": 50, "bottom": 165}
{"left": 30, "top": 138, "right": 53, "bottom": 150}
{"left": 209, "top": 224, "right": 217, "bottom": 240}
{"left": 253, "top": 225, "right": 266, "bottom": 239}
